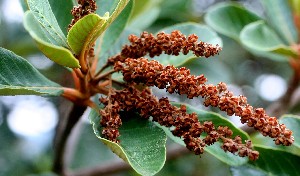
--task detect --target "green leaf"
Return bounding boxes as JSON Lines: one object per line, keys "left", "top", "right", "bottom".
{"left": 128, "top": 0, "right": 161, "bottom": 30}
{"left": 67, "top": 14, "right": 109, "bottom": 55}
{"left": 240, "top": 21, "right": 298, "bottom": 58}
{"left": 26, "top": 0, "right": 68, "bottom": 47}
{"left": 48, "top": 0, "right": 74, "bottom": 35}
{"left": 99, "top": 0, "right": 133, "bottom": 60}
{"left": 205, "top": 2, "right": 261, "bottom": 41}
{"left": 97, "top": 29, "right": 140, "bottom": 69}
{"left": 68, "top": 0, "right": 130, "bottom": 56}
{"left": 289, "top": 0, "right": 300, "bottom": 15}
{"left": 97, "top": 29, "right": 140, "bottom": 70}
{"left": 0, "top": 47, "right": 63, "bottom": 96}
{"left": 231, "top": 164, "right": 267, "bottom": 176}
{"left": 96, "top": 0, "right": 117, "bottom": 16}
{"left": 159, "top": 103, "right": 249, "bottom": 166}
{"left": 153, "top": 22, "right": 222, "bottom": 67}
{"left": 90, "top": 110, "right": 167, "bottom": 176}
{"left": 250, "top": 145, "right": 300, "bottom": 175}
{"left": 24, "top": 11, "right": 80, "bottom": 68}
{"left": 261, "top": 0, "right": 298, "bottom": 44}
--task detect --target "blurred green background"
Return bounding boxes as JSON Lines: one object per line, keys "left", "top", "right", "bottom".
{"left": 0, "top": 0, "right": 294, "bottom": 175}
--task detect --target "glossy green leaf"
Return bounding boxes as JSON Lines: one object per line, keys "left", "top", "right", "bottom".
{"left": 262, "top": 0, "right": 298, "bottom": 44}
{"left": 24, "top": 11, "right": 80, "bottom": 68}
{"left": 159, "top": 103, "right": 249, "bottom": 166}
{"left": 240, "top": 21, "right": 298, "bottom": 58}
{"left": 153, "top": 22, "right": 222, "bottom": 67}
{"left": 0, "top": 47, "right": 63, "bottom": 96}
{"left": 250, "top": 145, "right": 300, "bottom": 175}
{"left": 99, "top": 0, "right": 133, "bottom": 61}
{"left": 48, "top": 0, "right": 74, "bottom": 35}
{"left": 90, "top": 110, "right": 167, "bottom": 175}
{"left": 67, "top": 14, "right": 109, "bottom": 55}
{"left": 205, "top": 2, "right": 261, "bottom": 41}
{"left": 26, "top": 0, "right": 68, "bottom": 47}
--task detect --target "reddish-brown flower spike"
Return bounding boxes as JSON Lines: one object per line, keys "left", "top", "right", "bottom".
{"left": 114, "top": 58, "right": 294, "bottom": 146}
{"left": 68, "top": 0, "right": 97, "bottom": 30}
{"left": 99, "top": 86, "right": 259, "bottom": 160}
{"left": 107, "top": 30, "right": 222, "bottom": 65}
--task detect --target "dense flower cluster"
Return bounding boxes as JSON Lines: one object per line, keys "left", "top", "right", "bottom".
{"left": 100, "top": 86, "right": 259, "bottom": 160}
{"left": 114, "top": 58, "right": 294, "bottom": 146}
{"left": 108, "top": 30, "right": 222, "bottom": 64}
{"left": 99, "top": 30, "right": 294, "bottom": 161}
{"left": 68, "top": 0, "right": 97, "bottom": 30}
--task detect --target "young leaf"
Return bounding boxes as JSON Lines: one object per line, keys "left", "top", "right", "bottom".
{"left": 67, "top": 14, "right": 109, "bottom": 55}
{"left": 205, "top": 2, "right": 261, "bottom": 41}
{"left": 249, "top": 145, "right": 300, "bottom": 175}
{"left": 261, "top": 0, "right": 298, "bottom": 44}
{"left": 159, "top": 103, "right": 249, "bottom": 166}
{"left": 89, "top": 110, "right": 167, "bottom": 176}
{"left": 67, "top": 0, "right": 130, "bottom": 56}
{"left": 153, "top": 22, "right": 222, "bottom": 67}
{"left": 0, "top": 47, "right": 63, "bottom": 96}
{"left": 24, "top": 11, "right": 80, "bottom": 68}
{"left": 240, "top": 21, "right": 298, "bottom": 58}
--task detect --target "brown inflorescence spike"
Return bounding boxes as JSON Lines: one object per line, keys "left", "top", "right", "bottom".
{"left": 108, "top": 30, "right": 222, "bottom": 64}
{"left": 114, "top": 58, "right": 294, "bottom": 146}
{"left": 99, "top": 86, "right": 259, "bottom": 160}
{"left": 68, "top": 0, "right": 97, "bottom": 31}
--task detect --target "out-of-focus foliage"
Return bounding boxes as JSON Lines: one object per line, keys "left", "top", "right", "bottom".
{"left": 1, "top": 0, "right": 300, "bottom": 175}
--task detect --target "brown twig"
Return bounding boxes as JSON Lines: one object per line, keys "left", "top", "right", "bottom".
{"left": 53, "top": 104, "right": 87, "bottom": 176}
{"left": 269, "top": 58, "right": 300, "bottom": 117}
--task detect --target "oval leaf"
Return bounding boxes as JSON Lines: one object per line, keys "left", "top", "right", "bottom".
{"left": 153, "top": 22, "right": 222, "bottom": 67}
{"left": 26, "top": 0, "right": 68, "bottom": 47}
{"left": 159, "top": 103, "right": 250, "bottom": 166}
{"left": 250, "top": 145, "right": 300, "bottom": 175}
{"left": 240, "top": 21, "right": 298, "bottom": 57}
{"left": 24, "top": 11, "right": 80, "bottom": 68}
{"left": 261, "top": 0, "right": 298, "bottom": 44}
{"left": 89, "top": 110, "right": 167, "bottom": 176}
{"left": 205, "top": 2, "right": 261, "bottom": 41}
{"left": 67, "top": 14, "right": 109, "bottom": 55}
{"left": 0, "top": 47, "right": 63, "bottom": 96}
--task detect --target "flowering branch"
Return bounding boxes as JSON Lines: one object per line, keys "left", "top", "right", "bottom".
{"left": 98, "top": 30, "right": 294, "bottom": 161}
